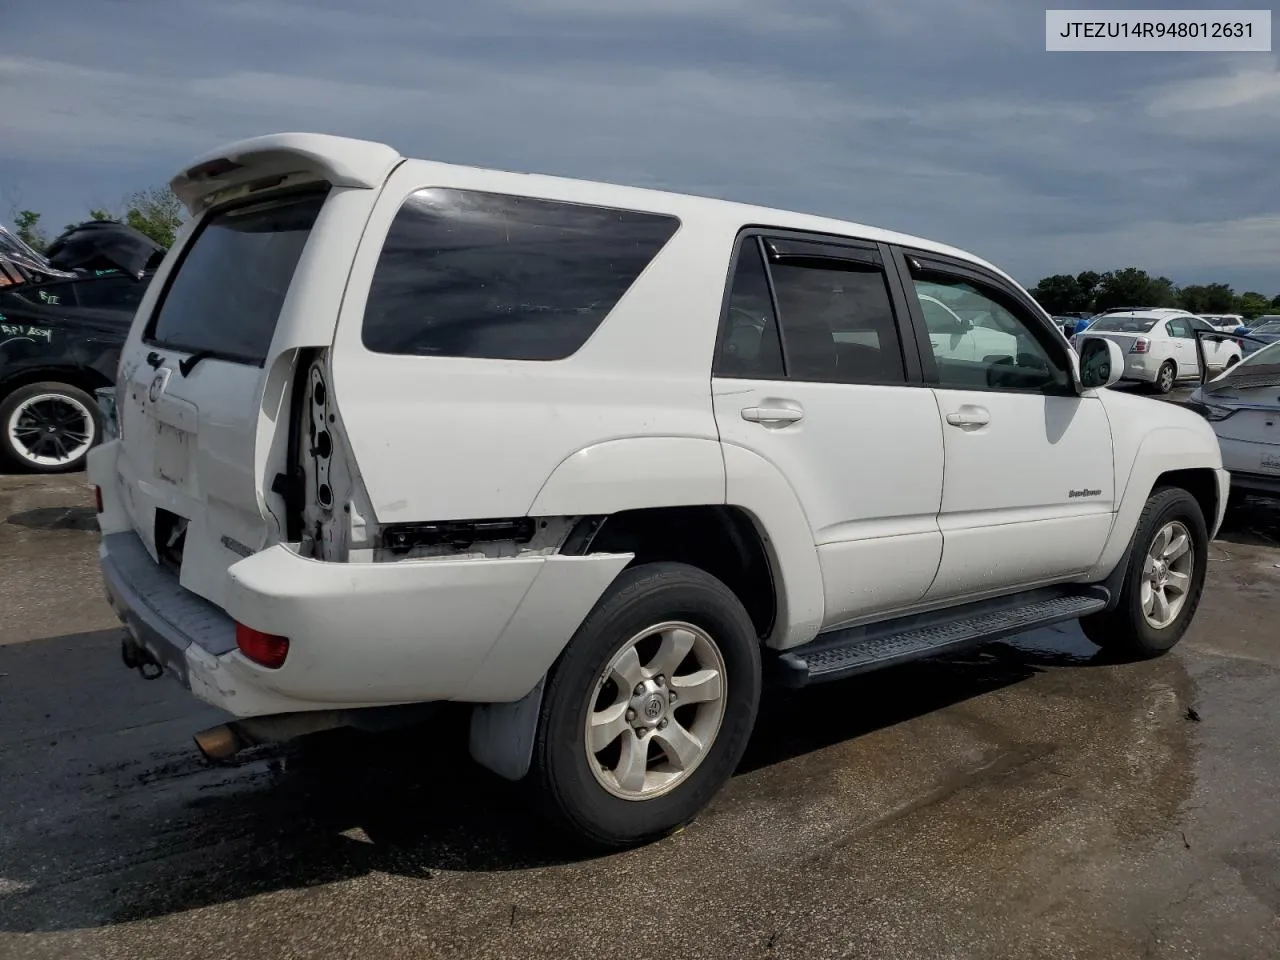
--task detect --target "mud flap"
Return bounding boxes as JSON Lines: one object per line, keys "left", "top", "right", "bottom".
{"left": 468, "top": 676, "right": 545, "bottom": 781}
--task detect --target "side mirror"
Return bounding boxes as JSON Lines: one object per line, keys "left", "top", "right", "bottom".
{"left": 1077, "top": 336, "right": 1123, "bottom": 389}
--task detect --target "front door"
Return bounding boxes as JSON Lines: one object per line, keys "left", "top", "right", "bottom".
{"left": 1164, "top": 316, "right": 1202, "bottom": 378}
{"left": 712, "top": 233, "right": 944, "bottom": 628}
{"left": 894, "top": 249, "right": 1116, "bottom": 602}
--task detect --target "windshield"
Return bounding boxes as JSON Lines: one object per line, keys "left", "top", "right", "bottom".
{"left": 1088, "top": 316, "right": 1159, "bottom": 333}
{"left": 146, "top": 190, "right": 326, "bottom": 364}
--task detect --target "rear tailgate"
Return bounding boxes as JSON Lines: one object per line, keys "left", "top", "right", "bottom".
{"left": 97, "top": 135, "right": 402, "bottom": 609}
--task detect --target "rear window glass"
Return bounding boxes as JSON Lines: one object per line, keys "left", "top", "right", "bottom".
{"left": 147, "top": 191, "right": 325, "bottom": 363}
{"left": 1089, "top": 317, "right": 1159, "bottom": 333}
{"left": 361, "top": 188, "right": 680, "bottom": 361}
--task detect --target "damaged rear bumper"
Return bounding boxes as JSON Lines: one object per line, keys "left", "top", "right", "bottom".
{"left": 100, "top": 529, "right": 631, "bottom": 718}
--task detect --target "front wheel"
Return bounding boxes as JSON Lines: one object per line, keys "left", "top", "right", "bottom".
{"left": 0, "top": 382, "right": 102, "bottom": 473}
{"left": 531, "top": 562, "right": 761, "bottom": 848}
{"left": 1081, "top": 487, "right": 1208, "bottom": 658}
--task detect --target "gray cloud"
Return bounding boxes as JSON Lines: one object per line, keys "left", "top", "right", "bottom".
{"left": 1, "top": 0, "right": 1276, "bottom": 292}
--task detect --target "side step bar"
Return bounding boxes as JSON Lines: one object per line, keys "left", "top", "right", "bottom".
{"left": 774, "top": 587, "right": 1109, "bottom": 687}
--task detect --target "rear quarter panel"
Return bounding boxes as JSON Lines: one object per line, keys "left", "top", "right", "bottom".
{"left": 329, "top": 161, "right": 740, "bottom": 525}
{"left": 0, "top": 305, "right": 128, "bottom": 390}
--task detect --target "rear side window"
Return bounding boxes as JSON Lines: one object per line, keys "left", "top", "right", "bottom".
{"left": 147, "top": 191, "right": 326, "bottom": 363}
{"left": 769, "top": 258, "right": 906, "bottom": 385}
{"left": 361, "top": 189, "right": 679, "bottom": 361}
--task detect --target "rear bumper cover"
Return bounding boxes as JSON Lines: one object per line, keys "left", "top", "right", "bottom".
{"left": 100, "top": 530, "right": 631, "bottom": 718}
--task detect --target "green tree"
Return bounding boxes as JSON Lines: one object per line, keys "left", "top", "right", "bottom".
{"left": 1075, "top": 271, "right": 1101, "bottom": 311}
{"left": 122, "top": 187, "right": 184, "bottom": 247}
{"left": 1271, "top": 293, "right": 1280, "bottom": 308}
{"left": 1030, "top": 274, "right": 1087, "bottom": 314}
{"left": 13, "top": 210, "right": 48, "bottom": 252}
{"left": 1093, "top": 268, "right": 1178, "bottom": 311}
{"left": 1236, "top": 291, "right": 1272, "bottom": 319}
{"left": 1178, "top": 282, "right": 1236, "bottom": 314}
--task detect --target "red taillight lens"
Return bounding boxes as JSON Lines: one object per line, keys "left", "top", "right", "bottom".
{"left": 235, "top": 623, "right": 290, "bottom": 669}
{"left": 1130, "top": 338, "right": 1150, "bottom": 354}
{"left": 93, "top": 486, "right": 103, "bottom": 513}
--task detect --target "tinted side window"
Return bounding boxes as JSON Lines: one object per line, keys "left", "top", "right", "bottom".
{"left": 769, "top": 258, "right": 906, "bottom": 385}
{"left": 72, "top": 276, "right": 148, "bottom": 313}
{"left": 362, "top": 189, "right": 679, "bottom": 361}
{"left": 909, "top": 270, "right": 1070, "bottom": 394}
{"left": 715, "top": 239, "right": 784, "bottom": 379}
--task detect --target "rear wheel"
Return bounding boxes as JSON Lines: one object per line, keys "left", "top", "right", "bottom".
{"left": 0, "top": 382, "right": 101, "bottom": 474}
{"left": 1081, "top": 487, "right": 1208, "bottom": 658}
{"left": 1153, "top": 361, "right": 1176, "bottom": 394}
{"left": 532, "top": 562, "right": 761, "bottom": 848}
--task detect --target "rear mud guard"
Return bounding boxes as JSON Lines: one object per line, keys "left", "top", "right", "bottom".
{"left": 469, "top": 677, "right": 545, "bottom": 781}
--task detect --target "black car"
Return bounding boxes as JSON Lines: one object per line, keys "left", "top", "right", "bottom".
{"left": 0, "top": 270, "right": 156, "bottom": 472}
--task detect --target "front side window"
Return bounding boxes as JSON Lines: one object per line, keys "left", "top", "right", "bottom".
{"left": 73, "top": 276, "right": 149, "bottom": 314}
{"left": 910, "top": 270, "right": 1070, "bottom": 393}
{"left": 362, "top": 189, "right": 679, "bottom": 361}
{"left": 148, "top": 190, "right": 326, "bottom": 363}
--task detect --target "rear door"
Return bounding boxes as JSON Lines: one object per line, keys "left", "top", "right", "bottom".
{"left": 1164, "top": 317, "right": 1201, "bottom": 376}
{"left": 115, "top": 190, "right": 331, "bottom": 603}
{"left": 892, "top": 247, "right": 1115, "bottom": 601}
{"left": 110, "top": 141, "right": 399, "bottom": 608}
{"left": 712, "top": 232, "right": 944, "bottom": 627}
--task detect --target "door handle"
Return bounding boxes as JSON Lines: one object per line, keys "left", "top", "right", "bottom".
{"left": 945, "top": 407, "right": 990, "bottom": 428}
{"left": 741, "top": 405, "right": 804, "bottom": 425}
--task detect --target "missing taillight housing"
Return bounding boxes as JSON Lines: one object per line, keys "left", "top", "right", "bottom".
{"left": 235, "top": 623, "right": 290, "bottom": 669}
{"left": 381, "top": 517, "right": 536, "bottom": 555}
{"left": 1130, "top": 338, "right": 1150, "bottom": 354}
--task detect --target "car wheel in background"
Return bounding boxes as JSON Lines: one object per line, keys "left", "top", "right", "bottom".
{"left": 0, "top": 382, "right": 102, "bottom": 474}
{"left": 1154, "top": 361, "right": 1176, "bottom": 394}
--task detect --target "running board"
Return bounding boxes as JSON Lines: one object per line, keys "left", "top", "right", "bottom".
{"left": 774, "top": 587, "right": 1109, "bottom": 687}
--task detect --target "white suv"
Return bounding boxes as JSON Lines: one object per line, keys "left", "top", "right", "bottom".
{"left": 90, "top": 134, "right": 1229, "bottom": 847}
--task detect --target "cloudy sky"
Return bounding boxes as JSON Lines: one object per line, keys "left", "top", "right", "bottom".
{"left": 2, "top": 0, "right": 1277, "bottom": 292}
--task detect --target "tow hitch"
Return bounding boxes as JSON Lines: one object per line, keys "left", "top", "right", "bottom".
{"left": 121, "top": 636, "right": 163, "bottom": 680}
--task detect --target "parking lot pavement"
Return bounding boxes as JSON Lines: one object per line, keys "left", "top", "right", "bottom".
{"left": 1, "top": 473, "right": 1279, "bottom": 960}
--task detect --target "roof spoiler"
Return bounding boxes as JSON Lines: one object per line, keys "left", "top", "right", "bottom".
{"left": 170, "top": 133, "right": 405, "bottom": 215}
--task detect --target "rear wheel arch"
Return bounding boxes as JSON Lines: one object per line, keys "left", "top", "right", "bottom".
{"left": 571, "top": 504, "right": 779, "bottom": 643}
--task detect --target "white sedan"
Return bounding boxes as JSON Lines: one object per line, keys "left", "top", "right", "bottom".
{"left": 1073, "top": 311, "right": 1242, "bottom": 394}
{"left": 1189, "top": 340, "right": 1280, "bottom": 501}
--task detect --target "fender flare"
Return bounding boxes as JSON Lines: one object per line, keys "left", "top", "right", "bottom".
{"left": 1086, "top": 426, "right": 1225, "bottom": 582}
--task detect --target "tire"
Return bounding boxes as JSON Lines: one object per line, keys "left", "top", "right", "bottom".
{"left": 531, "top": 561, "right": 761, "bottom": 848}
{"left": 1153, "top": 361, "right": 1176, "bottom": 394}
{"left": 1225, "top": 355, "right": 1240, "bottom": 370}
{"left": 0, "top": 382, "right": 102, "bottom": 474}
{"left": 1080, "top": 487, "right": 1208, "bottom": 658}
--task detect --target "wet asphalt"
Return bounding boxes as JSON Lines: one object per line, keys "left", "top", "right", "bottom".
{"left": 1, "top": 466, "right": 1279, "bottom": 960}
